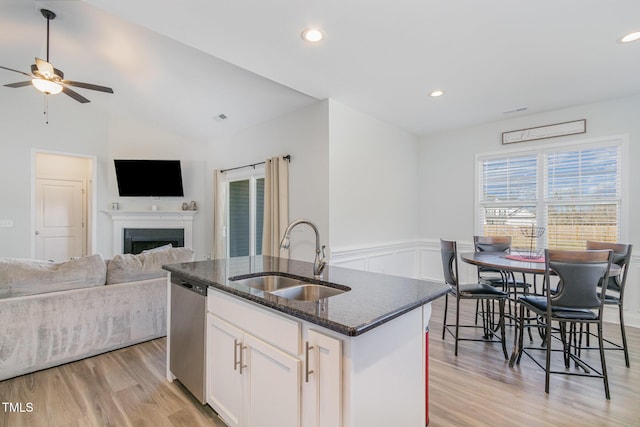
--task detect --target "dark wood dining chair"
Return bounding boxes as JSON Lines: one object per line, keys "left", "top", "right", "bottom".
{"left": 440, "top": 239, "right": 508, "bottom": 359}
{"left": 585, "top": 241, "right": 633, "bottom": 367}
{"left": 515, "top": 249, "right": 613, "bottom": 399}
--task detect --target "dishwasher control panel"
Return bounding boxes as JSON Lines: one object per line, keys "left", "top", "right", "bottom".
{"left": 171, "top": 276, "right": 207, "bottom": 296}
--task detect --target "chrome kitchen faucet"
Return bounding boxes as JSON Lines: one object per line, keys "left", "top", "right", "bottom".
{"left": 280, "top": 218, "right": 327, "bottom": 277}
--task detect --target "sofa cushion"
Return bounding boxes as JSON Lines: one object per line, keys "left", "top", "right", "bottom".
{"left": 0, "top": 254, "right": 107, "bottom": 298}
{"left": 142, "top": 243, "right": 173, "bottom": 253}
{"left": 106, "top": 247, "right": 194, "bottom": 285}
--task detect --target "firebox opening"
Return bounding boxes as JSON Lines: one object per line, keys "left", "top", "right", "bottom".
{"left": 123, "top": 228, "right": 185, "bottom": 254}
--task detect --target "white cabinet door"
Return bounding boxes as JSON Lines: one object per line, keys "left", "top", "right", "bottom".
{"left": 208, "top": 315, "right": 244, "bottom": 427}
{"left": 208, "top": 314, "right": 302, "bottom": 427}
{"left": 303, "top": 330, "right": 342, "bottom": 427}
{"left": 244, "top": 333, "right": 301, "bottom": 427}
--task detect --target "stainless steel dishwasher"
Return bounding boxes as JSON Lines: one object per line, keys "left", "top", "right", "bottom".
{"left": 170, "top": 275, "right": 207, "bottom": 404}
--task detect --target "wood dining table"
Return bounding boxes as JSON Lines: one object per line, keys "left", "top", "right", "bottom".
{"left": 460, "top": 251, "right": 621, "bottom": 281}
{"left": 459, "top": 251, "right": 621, "bottom": 366}
{"left": 460, "top": 251, "right": 548, "bottom": 275}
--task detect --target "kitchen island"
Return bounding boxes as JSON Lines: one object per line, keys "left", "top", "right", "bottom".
{"left": 164, "top": 256, "right": 449, "bottom": 427}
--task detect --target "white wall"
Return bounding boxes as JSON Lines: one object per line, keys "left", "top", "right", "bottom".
{"left": 105, "top": 115, "right": 208, "bottom": 258}
{"left": 207, "top": 101, "right": 329, "bottom": 262}
{"left": 0, "top": 90, "right": 328, "bottom": 262}
{"left": 417, "top": 94, "right": 640, "bottom": 246}
{"left": 328, "top": 99, "right": 420, "bottom": 251}
{"left": 0, "top": 90, "right": 109, "bottom": 258}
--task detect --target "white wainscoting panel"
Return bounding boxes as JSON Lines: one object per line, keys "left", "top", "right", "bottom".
{"left": 330, "top": 241, "right": 421, "bottom": 279}
{"left": 333, "top": 257, "right": 368, "bottom": 272}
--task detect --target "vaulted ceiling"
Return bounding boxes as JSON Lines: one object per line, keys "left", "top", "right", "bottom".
{"left": 2, "top": 1, "right": 639, "bottom": 142}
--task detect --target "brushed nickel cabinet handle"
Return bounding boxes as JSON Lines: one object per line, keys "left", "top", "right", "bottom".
{"left": 239, "top": 344, "right": 247, "bottom": 374}
{"left": 234, "top": 339, "right": 241, "bottom": 371}
{"left": 305, "top": 341, "right": 314, "bottom": 383}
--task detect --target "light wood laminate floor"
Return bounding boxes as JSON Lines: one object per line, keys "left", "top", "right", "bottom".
{"left": 0, "top": 339, "right": 224, "bottom": 427}
{"left": 1, "top": 297, "right": 638, "bottom": 426}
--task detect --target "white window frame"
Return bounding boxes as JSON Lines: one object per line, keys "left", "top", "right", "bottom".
{"left": 224, "top": 165, "right": 265, "bottom": 257}
{"left": 475, "top": 134, "right": 629, "bottom": 248}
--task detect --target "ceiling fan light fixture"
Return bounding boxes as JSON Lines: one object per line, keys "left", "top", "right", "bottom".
{"left": 32, "top": 78, "right": 63, "bottom": 95}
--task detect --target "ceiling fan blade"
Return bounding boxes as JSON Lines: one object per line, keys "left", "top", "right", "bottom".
{"left": 0, "top": 65, "right": 32, "bottom": 77}
{"left": 62, "top": 86, "right": 90, "bottom": 103}
{"left": 4, "top": 81, "right": 33, "bottom": 88}
{"left": 64, "top": 80, "right": 114, "bottom": 93}
{"left": 35, "top": 58, "right": 55, "bottom": 77}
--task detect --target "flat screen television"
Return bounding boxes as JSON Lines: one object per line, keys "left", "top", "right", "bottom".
{"left": 114, "top": 159, "right": 184, "bottom": 197}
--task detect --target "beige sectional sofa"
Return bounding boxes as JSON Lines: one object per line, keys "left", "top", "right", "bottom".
{"left": 0, "top": 246, "right": 194, "bottom": 381}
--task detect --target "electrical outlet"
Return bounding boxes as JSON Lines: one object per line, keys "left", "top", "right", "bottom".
{"left": 0, "top": 219, "right": 14, "bottom": 228}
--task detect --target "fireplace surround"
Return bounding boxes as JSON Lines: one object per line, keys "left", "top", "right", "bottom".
{"left": 106, "top": 210, "right": 196, "bottom": 256}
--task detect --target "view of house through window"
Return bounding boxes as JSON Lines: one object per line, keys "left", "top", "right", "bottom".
{"left": 227, "top": 174, "right": 264, "bottom": 257}
{"left": 478, "top": 138, "right": 622, "bottom": 251}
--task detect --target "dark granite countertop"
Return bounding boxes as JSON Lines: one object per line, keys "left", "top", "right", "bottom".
{"left": 163, "top": 256, "right": 450, "bottom": 337}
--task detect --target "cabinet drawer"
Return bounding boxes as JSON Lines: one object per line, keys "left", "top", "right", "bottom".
{"left": 208, "top": 289, "right": 301, "bottom": 355}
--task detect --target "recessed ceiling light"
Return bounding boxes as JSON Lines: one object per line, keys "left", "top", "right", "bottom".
{"left": 301, "top": 28, "right": 324, "bottom": 43}
{"left": 620, "top": 31, "right": 640, "bottom": 43}
{"left": 429, "top": 90, "right": 445, "bottom": 97}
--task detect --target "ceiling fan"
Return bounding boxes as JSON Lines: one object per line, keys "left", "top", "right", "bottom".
{"left": 0, "top": 8, "right": 114, "bottom": 103}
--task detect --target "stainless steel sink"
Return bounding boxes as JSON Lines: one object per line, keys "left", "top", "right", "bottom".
{"left": 269, "top": 284, "right": 346, "bottom": 301}
{"left": 229, "top": 274, "right": 307, "bottom": 292}
{"left": 228, "top": 274, "right": 349, "bottom": 301}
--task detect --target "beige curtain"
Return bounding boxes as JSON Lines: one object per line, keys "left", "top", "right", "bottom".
{"left": 212, "top": 170, "right": 226, "bottom": 259}
{"left": 262, "top": 156, "right": 289, "bottom": 256}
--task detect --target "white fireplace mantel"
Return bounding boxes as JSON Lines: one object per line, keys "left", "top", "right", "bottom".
{"left": 105, "top": 210, "right": 197, "bottom": 256}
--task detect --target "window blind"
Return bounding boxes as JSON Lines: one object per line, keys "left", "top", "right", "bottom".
{"left": 478, "top": 142, "right": 621, "bottom": 250}
{"left": 480, "top": 155, "right": 537, "bottom": 203}
{"left": 227, "top": 176, "right": 265, "bottom": 257}
{"left": 544, "top": 146, "right": 620, "bottom": 249}
{"left": 228, "top": 180, "right": 250, "bottom": 257}
{"left": 479, "top": 154, "right": 538, "bottom": 247}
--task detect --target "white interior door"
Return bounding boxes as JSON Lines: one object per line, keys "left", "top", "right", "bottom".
{"left": 35, "top": 178, "right": 85, "bottom": 261}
